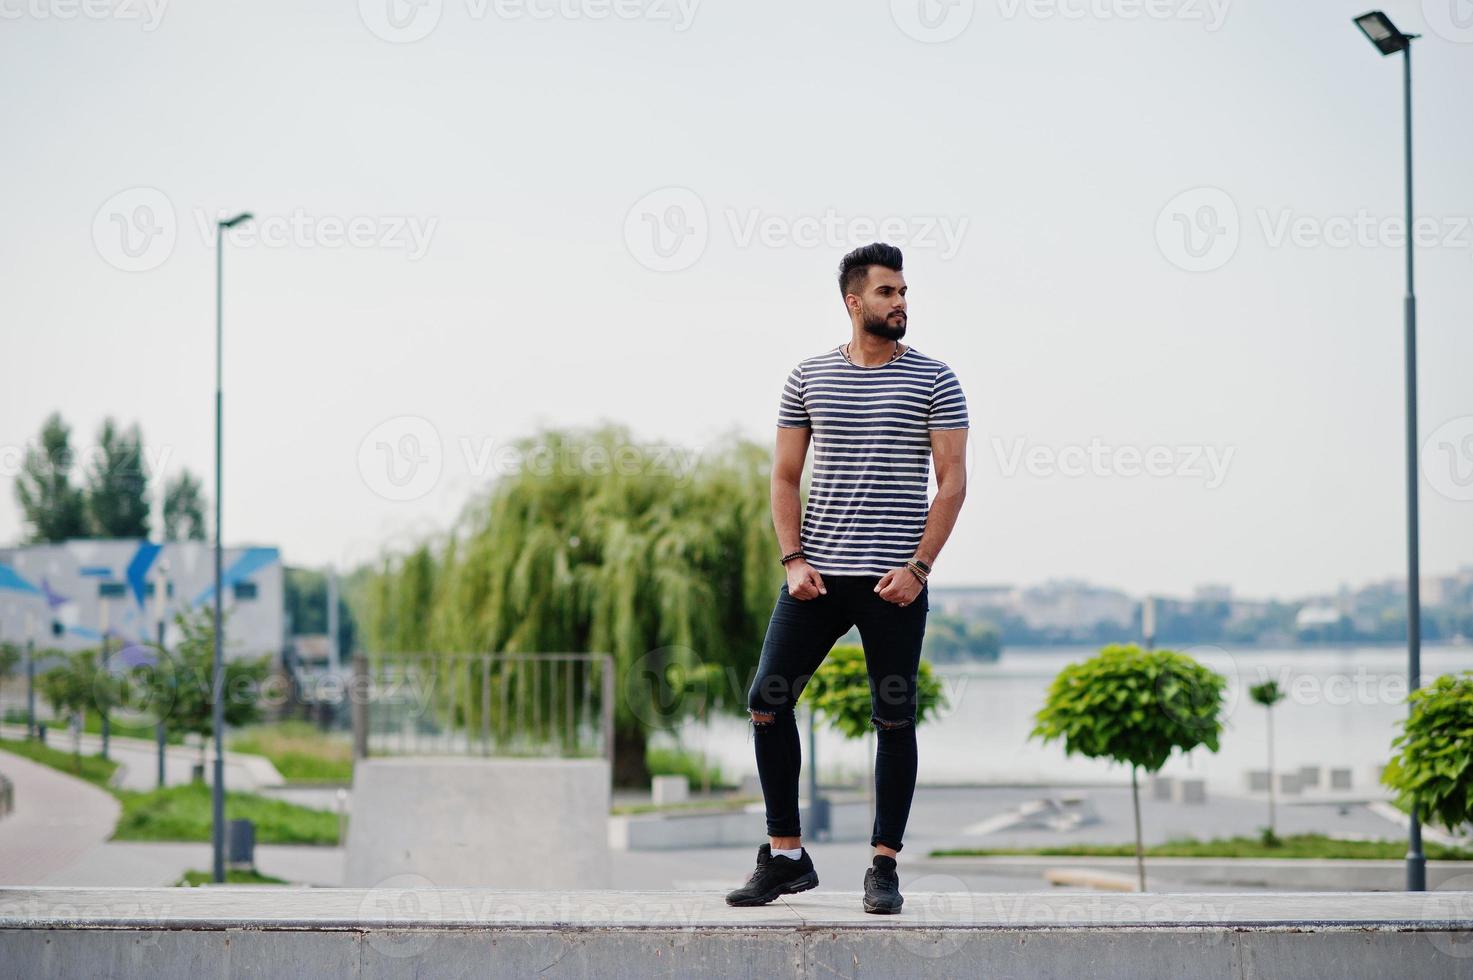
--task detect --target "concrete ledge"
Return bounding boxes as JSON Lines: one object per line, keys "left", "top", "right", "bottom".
{"left": 914, "top": 855, "right": 1473, "bottom": 891}
{"left": 2, "top": 887, "right": 1471, "bottom": 978}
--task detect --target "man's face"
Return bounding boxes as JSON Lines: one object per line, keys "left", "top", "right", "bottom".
{"left": 849, "top": 266, "right": 908, "bottom": 340}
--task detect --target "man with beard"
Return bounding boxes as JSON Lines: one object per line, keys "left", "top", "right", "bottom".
{"left": 725, "top": 242, "right": 970, "bottom": 914}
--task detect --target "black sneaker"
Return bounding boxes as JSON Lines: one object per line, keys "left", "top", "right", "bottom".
{"left": 725, "top": 843, "right": 819, "bottom": 907}
{"left": 863, "top": 854, "right": 903, "bottom": 914}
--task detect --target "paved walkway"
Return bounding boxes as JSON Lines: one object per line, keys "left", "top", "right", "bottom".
{"left": 42, "top": 842, "right": 346, "bottom": 888}
{"left": 0, "top": 724, "right": 283, "bottom": 792}
{"left": 0, "top": 749, "right": 120, "bottom": 885}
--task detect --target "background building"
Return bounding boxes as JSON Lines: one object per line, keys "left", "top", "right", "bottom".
{"left": 0, "top": 539, "right": 284, "bottom": 663}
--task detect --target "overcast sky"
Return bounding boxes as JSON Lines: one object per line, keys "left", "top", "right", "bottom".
{"left": 3, "top": 0, "right": 1471, "bottom": 600}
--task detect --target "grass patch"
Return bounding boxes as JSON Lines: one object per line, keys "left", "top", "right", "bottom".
{"left": 611, "top": 795, "right": 760, "bottom": 816}
{"left": 930, "top": 833, "right": 1473, "bottom": 861}
{"left": 646, "top": 745, "right": 725, "bottom": 791}
{"left": 113, "top": 782, "right": 341, "bottom": 846}
{"left": 229, "top": 722, "right": 353, "bottom": 783}
{"left": 0, "top": 736, "right": 119, "bottom": 789}
{"left": 3, "top": 709, "right": 184, "bottom": 743}
{"left": 176, "top": 868, "right": 288, "bottom": 887}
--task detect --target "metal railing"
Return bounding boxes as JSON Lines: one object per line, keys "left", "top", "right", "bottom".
{"left": 351, "top": 652, "right": 614, "bottom": 769}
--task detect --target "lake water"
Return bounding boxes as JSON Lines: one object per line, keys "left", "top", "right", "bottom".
{"left": 672, "top": 645, "right": 1472, "bottom": 794}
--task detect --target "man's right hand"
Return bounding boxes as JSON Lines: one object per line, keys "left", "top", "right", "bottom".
{"left": 785, "top": 559, "right": 827, "bottom": 600}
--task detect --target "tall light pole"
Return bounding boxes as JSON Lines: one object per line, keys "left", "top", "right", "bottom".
{"left": 213, "top": 211, "right": 252, "bottom": 883}
{"left": 1352, "top": 10, "right": 1424, "bottom": 893}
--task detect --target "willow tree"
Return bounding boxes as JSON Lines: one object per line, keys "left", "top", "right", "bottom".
{"left": 353, "top": 423, "right": 780, "bottom": 786}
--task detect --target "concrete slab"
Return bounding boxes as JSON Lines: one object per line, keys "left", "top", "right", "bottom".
{"left": 344, "top": 757, "right": 611, "bottom": 889}
{"left": 1, "top": 887, "right": 1471, "bottom": 979}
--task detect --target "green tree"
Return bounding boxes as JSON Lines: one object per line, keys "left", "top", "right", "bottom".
{"left": 13, "top": 412, "right": 89, "bottom": 543}
{"left": 1382, "top": 672, "right": 1473, "bottom": 834}
{"left": 350, "top": 424, "right": 777, "bottom": 787}
{"left": 1248, "top": 678, "right": 1286, "bottom": 840}
{"left": 122, "top": 606, "right": 269, "bottom": 772}
{"left": 283, "top": 566, "right": 356, "bottom": 656}
{"left": 84, "top": 417, "right": 151, "bottom": 538}
{"left": 801, "top": 644, "right": 949, "bottom": 824}
{"left": 163, "top": 469, "right": 208, "bottom": 541}
{"left": 801, "top": 644, "right": 948, "bottom": 739}
{"left": 39, "top": 649, "right": 121, "bottom": 761}
{"left": 1031, "top": 643, "right": 1226, "bottom": 890}
{"left": 0, "top": 641, "right": 19, "bottom": 683}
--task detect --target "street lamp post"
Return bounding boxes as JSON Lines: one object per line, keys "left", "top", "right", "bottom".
{"left": 1352, "top": 10, "right": 1424, "bottom": 893}
{"left": 155, "top": 558, "right": 170, "bottom": 790}
{"left": 213, "top": 211, "right": 252, "bottom": 883}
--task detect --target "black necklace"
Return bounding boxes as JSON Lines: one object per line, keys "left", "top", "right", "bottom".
{"left": 842, "top": 341, "right": 902, "bottom": 366}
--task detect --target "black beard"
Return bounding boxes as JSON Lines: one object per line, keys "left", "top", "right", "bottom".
{"left": 861, "top": 310, "right": 907, "bottom": 342}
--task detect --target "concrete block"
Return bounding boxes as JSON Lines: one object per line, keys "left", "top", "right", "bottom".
{"left": 345, "top": 757, "right": 610, "bottom": 888}
{"left": 1171, "top": 778, "right": 1206, "bottom": 805}
{"left": 607, "top": 797, "right": 872, "bottom": 850}
{"left": 1329, "top": 767, "right": 1353, "bottom": 790}
{"left": 650, "top": 775, "right": 689, "bottom": 806}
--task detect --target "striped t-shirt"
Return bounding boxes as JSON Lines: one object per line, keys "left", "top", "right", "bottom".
{"left": 777, "top": 345, "right": 968, "bottom": 576}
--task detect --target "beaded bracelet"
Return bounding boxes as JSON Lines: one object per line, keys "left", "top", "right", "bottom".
{"left": 779, "top": 550, "right": 806, "bottom": 565}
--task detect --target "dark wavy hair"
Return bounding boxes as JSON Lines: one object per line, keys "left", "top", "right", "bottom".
{"left": 837, "top": 242, "right": 903, "bottom": 298}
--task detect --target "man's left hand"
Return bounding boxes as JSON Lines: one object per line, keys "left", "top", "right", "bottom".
{"left": 874, "top": 567, "right": 924, "bottom": 606}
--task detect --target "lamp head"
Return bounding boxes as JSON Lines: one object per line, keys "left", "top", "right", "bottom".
{"left": 219, "top": 212, "right": 254, "bottom": 229}
{"left": 1354, "top": 11, "right": 1415, "bottom": 55}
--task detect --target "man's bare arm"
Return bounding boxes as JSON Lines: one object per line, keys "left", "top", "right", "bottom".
{"left": 913, "top": 427, "right": 969, "bottom": 567}
{"left": 771, "top": 426, "right": 810, "bottom": 555}
{"left": 772, "top": 426, "right": 825, "bottom": 598}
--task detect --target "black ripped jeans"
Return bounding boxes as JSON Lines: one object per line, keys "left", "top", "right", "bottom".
{"left": 746, "top": 574, "right": 928, "bottom": 853}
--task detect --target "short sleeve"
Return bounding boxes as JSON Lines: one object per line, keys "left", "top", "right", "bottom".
{"left": 777, "top": 364, "right": 810, "bottom": 428}
{"left": 928, "top": 364, "right": 969, "bottom": 430}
